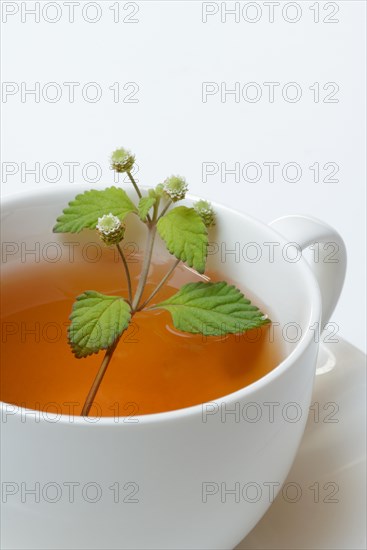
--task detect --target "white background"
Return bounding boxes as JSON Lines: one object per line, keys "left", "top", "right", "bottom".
{"left": 1, "top": 0, "right": 366, "bottom": 351}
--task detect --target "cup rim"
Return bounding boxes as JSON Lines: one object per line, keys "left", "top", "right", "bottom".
{"left": 0, "top": 184, "right": 322, "bottom": 426}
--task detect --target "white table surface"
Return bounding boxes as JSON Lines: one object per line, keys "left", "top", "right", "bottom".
{"left": 1, "top": 0, "right": 366, "bottom": 352}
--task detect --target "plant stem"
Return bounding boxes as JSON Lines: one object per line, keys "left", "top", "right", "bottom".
{"left": 158, "top": 199, "right": 172, "bottom": 219}
{"left": 82, "top": 185, "right": 157, "bottom": 415}
{"left": 116, "top": 244, "right": 132, "bottom": 305}
{"left": 132, "top": 225, "right": 157, "bottom": 311}
{"left": 138, "top": 258, "right": 180, "bottom": 310}
{"left": 126, "top": 170, "right": 142, "bottom": 199}
{"left": 81, "top": 224, "right": 156, "bottom": 416}
{"left": 127, "top": 170, "right": 152, "bottom": 223}
{"left": 81, "top": 181, "right": 166, "bottom": 415}
{"left": 81, "top": 339, "right": 119, "bottom": 417}
{"left": 152, "top": 196, "right": 160, "bottom": 222}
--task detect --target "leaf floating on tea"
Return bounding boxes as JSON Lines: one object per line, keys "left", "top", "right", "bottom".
{"left": 157, "top": 206, "right": 208, "bottom": 273}
{"left": 154, "top": 281, "right": 270, "bottom": 336}
{"left": 68, "top": 291, "right": 131, "bottom": 358}
{"left": 53, "top": 187, "right": 137, "bottom": 233}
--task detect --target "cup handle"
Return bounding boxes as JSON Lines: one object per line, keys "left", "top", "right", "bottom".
{"left": 269, "top": 215, "right": 347, "bottom": 329}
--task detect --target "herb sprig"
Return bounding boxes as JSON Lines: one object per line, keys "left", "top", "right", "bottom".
{"left": 54, "top": 148, "right": 270, "bottom": 416}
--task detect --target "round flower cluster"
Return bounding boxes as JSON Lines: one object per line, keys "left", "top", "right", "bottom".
{"left": 96, "top": 213, "right": 125, "bottom": 245}
{"left": 110, "top": 148, "right": 135, "bottom": 173}
{"left": 163, "top": 175, "right": 188, "bottom": 202}
{"left": 194, "top": 200, "right": 215, "bottom": 228}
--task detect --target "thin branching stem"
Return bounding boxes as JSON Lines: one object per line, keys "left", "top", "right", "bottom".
{"left": 116, "top": 244, "right": 132, "bottom": 305}
{"left": 131, "top": 225, "right": 157, "bottom": 311}
{"left": 126, "top": 170, "right": 142, "bottom": 198}
{"left": 127, "top": 170, "right": 152, "bottom": 223}
{"left": 138, "top": 258, "right": 180, "bottom": 310}
{"left": 158, "top": 199, "right": 172, "bottom": 220}
{"left": 81, "top": 338, "right": 119, "bottom": 417}
{"left": 82, "top": 179, "right": 167, "bottom": 415}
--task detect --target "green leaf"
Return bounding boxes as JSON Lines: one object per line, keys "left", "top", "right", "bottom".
{"left": 157, "top": 206, "right": 208, "bottom": 273}
{"left": 68, "top": 291, "right": 131, "bottom": 358}
{"left": 53, "top": 187, "right": 137, "bottom": 233}
{"left": 149, "top": 183, "right": 164, "bottom": 198}
{"left": 138, "top": 196, "right": 156, "bottom": 221}
{"left": 154, "top": 281, "right": 270, "bottom": 336}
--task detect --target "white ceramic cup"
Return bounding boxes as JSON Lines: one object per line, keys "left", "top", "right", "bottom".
{"left": 1, "top": 186, "right": 346, "bottom": 550}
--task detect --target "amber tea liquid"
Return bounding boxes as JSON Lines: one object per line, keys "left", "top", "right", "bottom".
{"left": 1, "top": 247, "right": 283, "bottom": 416}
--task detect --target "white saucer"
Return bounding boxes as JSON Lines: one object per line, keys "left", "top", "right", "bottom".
{"left": 237, "top": 338, "right": 367, "bottom": 550}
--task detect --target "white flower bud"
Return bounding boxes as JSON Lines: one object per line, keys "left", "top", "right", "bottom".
{"left": 96, "top": 213, "right": 125, "bottom": 245}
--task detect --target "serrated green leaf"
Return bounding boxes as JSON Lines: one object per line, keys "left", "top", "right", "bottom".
{"left": 68, "top": 291, "right": 131, "bottom": 358}
{"left": 138, "top": 196, "right": 156, "bottom": 221}
{"left": 53, "top": 187, "right": 137, "bottom": 233}
{"left": 154, "top": 281, "right": 270, "bottom": 336}
{"left": 157, "top": 206, "right": 208, "bottom": 273}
